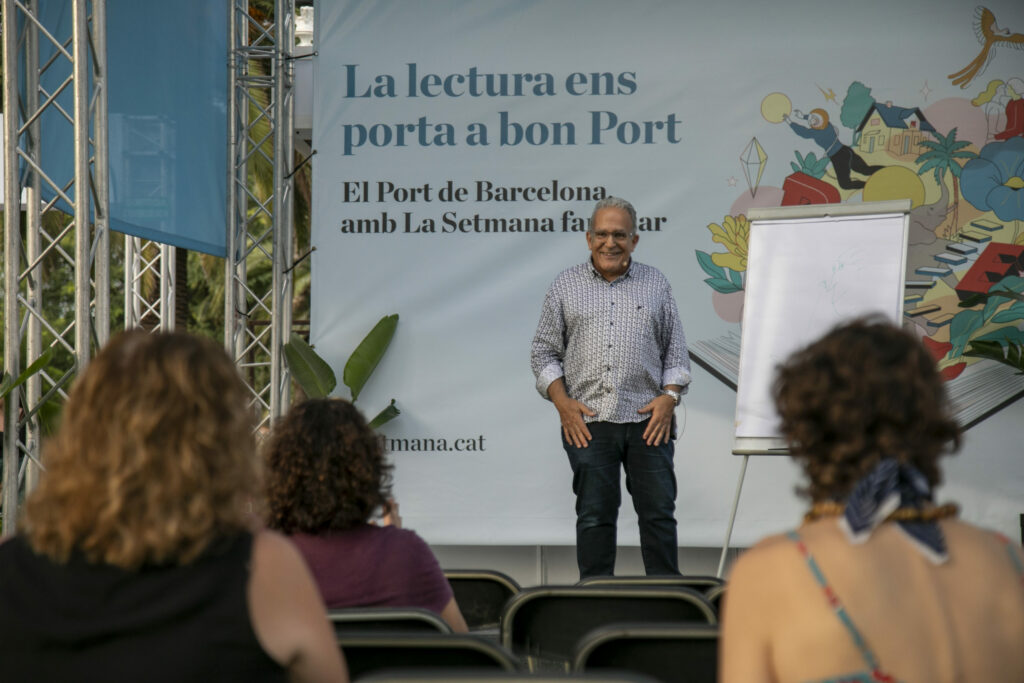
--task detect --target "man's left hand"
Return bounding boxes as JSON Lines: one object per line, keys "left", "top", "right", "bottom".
{"left": 638, "top": 394, "right": 675, "bottom": 446}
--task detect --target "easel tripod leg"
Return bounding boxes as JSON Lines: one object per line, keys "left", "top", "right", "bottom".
{"left": 717, "top": 454, "right": 749, "bottom": 578}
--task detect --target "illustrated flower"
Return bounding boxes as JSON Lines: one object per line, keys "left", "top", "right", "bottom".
{"left": 960, "top": 135, "right": 1024, "bottom": 222}
{"left": 706, "top": 214, "right": 750, "bottom": 272}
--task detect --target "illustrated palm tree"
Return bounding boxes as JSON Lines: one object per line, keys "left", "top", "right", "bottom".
{"left": 915, "top": 127, "right": 977, "bottom": 238}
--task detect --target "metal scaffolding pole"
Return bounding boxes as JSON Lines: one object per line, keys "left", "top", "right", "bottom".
{"left": 227, "top": 0, "right": 294, "bottom": 430}
{"left": 124, "top": 237, "right": 175, "bottom": 332}
{"left": 1, "top": 0, "right": 109, "bottom": 535}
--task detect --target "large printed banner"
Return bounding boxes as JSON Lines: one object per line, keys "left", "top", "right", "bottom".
{"left": 312, "top": 0, "right": 1024, "bottom": 546}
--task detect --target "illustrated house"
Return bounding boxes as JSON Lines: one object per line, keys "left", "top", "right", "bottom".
{"left": 856, "top": 101, "right": 937, "bottom": 160}
{"left": 954, "top": 242, "right": 1024, "bottom": 301}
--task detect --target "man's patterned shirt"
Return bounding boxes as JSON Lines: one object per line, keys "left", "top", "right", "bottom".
{"left": 530, "top": 260, "right": 691, "bottom": 424}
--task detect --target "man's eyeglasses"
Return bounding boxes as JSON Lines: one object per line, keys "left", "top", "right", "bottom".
{"left": 591, "top": 230, "right": 633, "bottom": 242}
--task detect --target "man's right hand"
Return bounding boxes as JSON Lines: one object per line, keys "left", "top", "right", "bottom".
{"left": 547, "top": 377, "right": 595, "bottom": 448}
{"left": 555, "top": 396, "right": 595, "bottom": 448}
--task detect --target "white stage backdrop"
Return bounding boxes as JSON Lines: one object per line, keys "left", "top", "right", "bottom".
{"left": 312, "top": 0, "right": 1024, "bottom": 546}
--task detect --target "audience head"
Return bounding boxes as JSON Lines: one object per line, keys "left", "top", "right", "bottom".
{"left": 22, "top": 329, "right": 259, "bottom": 569}
{"left": 772, "top": 315, "right": 961, "bottom": 502}
{"left": 265, "top": 398, "right": 391, "bottom": 534}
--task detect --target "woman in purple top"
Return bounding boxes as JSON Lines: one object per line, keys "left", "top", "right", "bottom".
{"left": 264, "top": 399, "right": 468, "bottom": 632}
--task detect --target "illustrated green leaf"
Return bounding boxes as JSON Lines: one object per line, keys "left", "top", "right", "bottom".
{"left": 992, "top": 302, "right": 1024, "bottom": 324}
{"left": 284, "top": 332, "right": 337, "bottom": 399}
{"left": 949, "top": 308, "right": 984, "bottom": 357}
{"left": 367, "top": 399, "right": 400, "bottom": 430}
{"left": 344, "top": 314, "right": 399, "bottom": 402}
{"left": 974, "top": 325, "right": 1024, "bottom": 346}
{"left": 704, "top": 277, "right": 742, "bottom": 294}
{"left": 728, "top": 268, "right": 744, "bottom": 289}
{"left": 695, "top": 250, "right": 726, "bottom": 279}
{"left": 983, "top": 290, "right": 1009, "bottom": 323}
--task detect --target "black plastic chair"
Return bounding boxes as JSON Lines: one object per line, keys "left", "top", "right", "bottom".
{"left": 500, "top": 585, "right": 716, "bottom": 669}
{"left": 703, "top": 584, "right": 726, "bottom": 616}
{"left": 445, "top": 568, "right": 522, "bottom": 631}
{"left": 336, "top": 633, "right": 518, "bottom": 680}
{"left": 328, "top": 607, "right": 452, "bottom": 636}
{"left": 573, "top": 622, "right": 719, "bottom": 683}
{"left": 576, "top": 575, "right": 723, "bottom": 592}
{"left": 358, "top": 669, "right": 662, "bottom": 683}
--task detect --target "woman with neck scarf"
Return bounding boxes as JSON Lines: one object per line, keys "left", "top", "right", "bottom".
{"left": 720, "top": 316, "right": 1024, "bottom": 682}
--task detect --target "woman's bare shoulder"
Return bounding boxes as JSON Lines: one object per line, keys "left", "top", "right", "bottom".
{"left": 942, "top": 520, "right": 1024, "bottom": 567}
{"left": 728, "top": 531, "right": 800, "bottom": 578}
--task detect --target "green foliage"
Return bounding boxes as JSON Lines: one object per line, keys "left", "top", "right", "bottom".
{"left": 950, "top": 276, "right": 1024, "bottom": 358}
{"left": 915, "top": 127, "right": 976, "bottom": 184}
{"left": 284, "top": 332, "right": 336, "bottom": 398}
{"left": 790, "top": 150, "right": 830, "bottom": 179}
{"left": 368, "top": 399, "right": 400, "bottom": 430}
{"left": 965, "top": 339, "right": 1024, "bottom": 374}
{"left": 0, "top": 348, "right": 63, "bottom": 437}
{"left": 840, "top": 81, "right": 875, "bottom": 130}
{"left": 283, "top": 314, "right": 401, "bottom": 429}
{"left": 0, "top": 349, "right": 54, "bottom": 400}
{"left": 695, "top": 250, "right": 743, "bottom": 293}
{"left": 343, "top": 314, "right": 398, "bottom": 402}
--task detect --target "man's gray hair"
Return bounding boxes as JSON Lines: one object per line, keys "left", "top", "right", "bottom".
{"left": 591, "top": 196, "right": 637, "bottom": 234}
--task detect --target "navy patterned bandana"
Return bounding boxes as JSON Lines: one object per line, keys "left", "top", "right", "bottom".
{"left": 837, "top": 458, "right": 949, "bottom": 564}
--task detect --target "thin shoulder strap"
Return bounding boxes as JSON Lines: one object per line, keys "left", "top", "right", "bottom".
{"left": 786, "top": 530, "right": 885, "bottom": 674}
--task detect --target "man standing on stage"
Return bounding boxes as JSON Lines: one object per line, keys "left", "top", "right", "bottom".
{"left": 530, "top": 196, "right": 691, "bottom": 578}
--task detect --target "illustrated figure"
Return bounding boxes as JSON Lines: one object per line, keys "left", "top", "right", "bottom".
{"left": 785, "top": 108, "right": 884, "bottom": 190}
{"left": 949, "top": 6, "right": 1024, "bottom": 90}
{"left": 531, "top": 196, "right": 691, "bottom": 578}
{"left": 720, "top": 317, "right": 1024, "bottom": 682}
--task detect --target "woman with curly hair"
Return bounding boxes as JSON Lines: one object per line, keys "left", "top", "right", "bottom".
{"left": 720, "top": 316, "right": 1024, "bottom": 682}
{"left": 0, "top": 330, "right": 347, "bottom": 682}
{"left": 265, "top": 398, "right": 467, "bottom": 632}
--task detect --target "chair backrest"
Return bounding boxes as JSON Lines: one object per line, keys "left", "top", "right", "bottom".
{"left": 335, "top": 633, "right": 518, "bottom": 680}
{"left": 358, "top": 669, "right": 662, "bottom": 683}
{"left": 703, "top": 584, "right": 726, "bottom": 616}
{"left": 576, "top": 575, "right": 724, "bottom": 592}
{"left": 573, "top": 622, "right": 719, "bottom": 683}
{"left": 328, "top": 607, "right": 452, "bottom": 636}
{"left": 445, "top": 569, "right": 522, "bottom": 630}
{"left": 500, "top": 585, "right": 716, "bottom": 666}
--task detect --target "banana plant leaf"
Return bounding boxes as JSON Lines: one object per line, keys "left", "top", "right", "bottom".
{"left": 367, "top": 399, "right": 400, "bottom": 429}
{"left": 1, "top": 349, "right": 55, "bottom": 399}
{"left": 964, "top": 340, "right": 1024, "bottom": 374}
{"left": 284, "top": 333, "right": 337, "bottom": 399}
{"left": 344, "top": 314, "right": 398, "bottom": 402}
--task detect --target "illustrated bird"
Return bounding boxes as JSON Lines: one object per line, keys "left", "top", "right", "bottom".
{"left": 948, "top": 6, "right": 1024, "bottom": 89}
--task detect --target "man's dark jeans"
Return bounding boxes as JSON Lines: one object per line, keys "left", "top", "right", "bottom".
{"left": 562, "top": 419, "right": 679, "bottom": 578}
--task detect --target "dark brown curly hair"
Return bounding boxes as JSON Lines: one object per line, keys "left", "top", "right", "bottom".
{"left": 264, "top": 398, "right": 392, "bottom": 533}
{"left": 772, "top": 316, "right": 961, "bottom": 502}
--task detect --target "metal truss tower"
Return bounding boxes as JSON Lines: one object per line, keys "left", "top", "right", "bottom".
{"left": 2, "top": 0, "right": 110, "bottom": 534}
{"left": 227, "top": 0, "right": 295, "bottom": 430}
{"left": 2, "top": 1, "right": 294, "bottom": 532}
{"left": 123, "top": 239, "right": 176, "bottom": 331}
